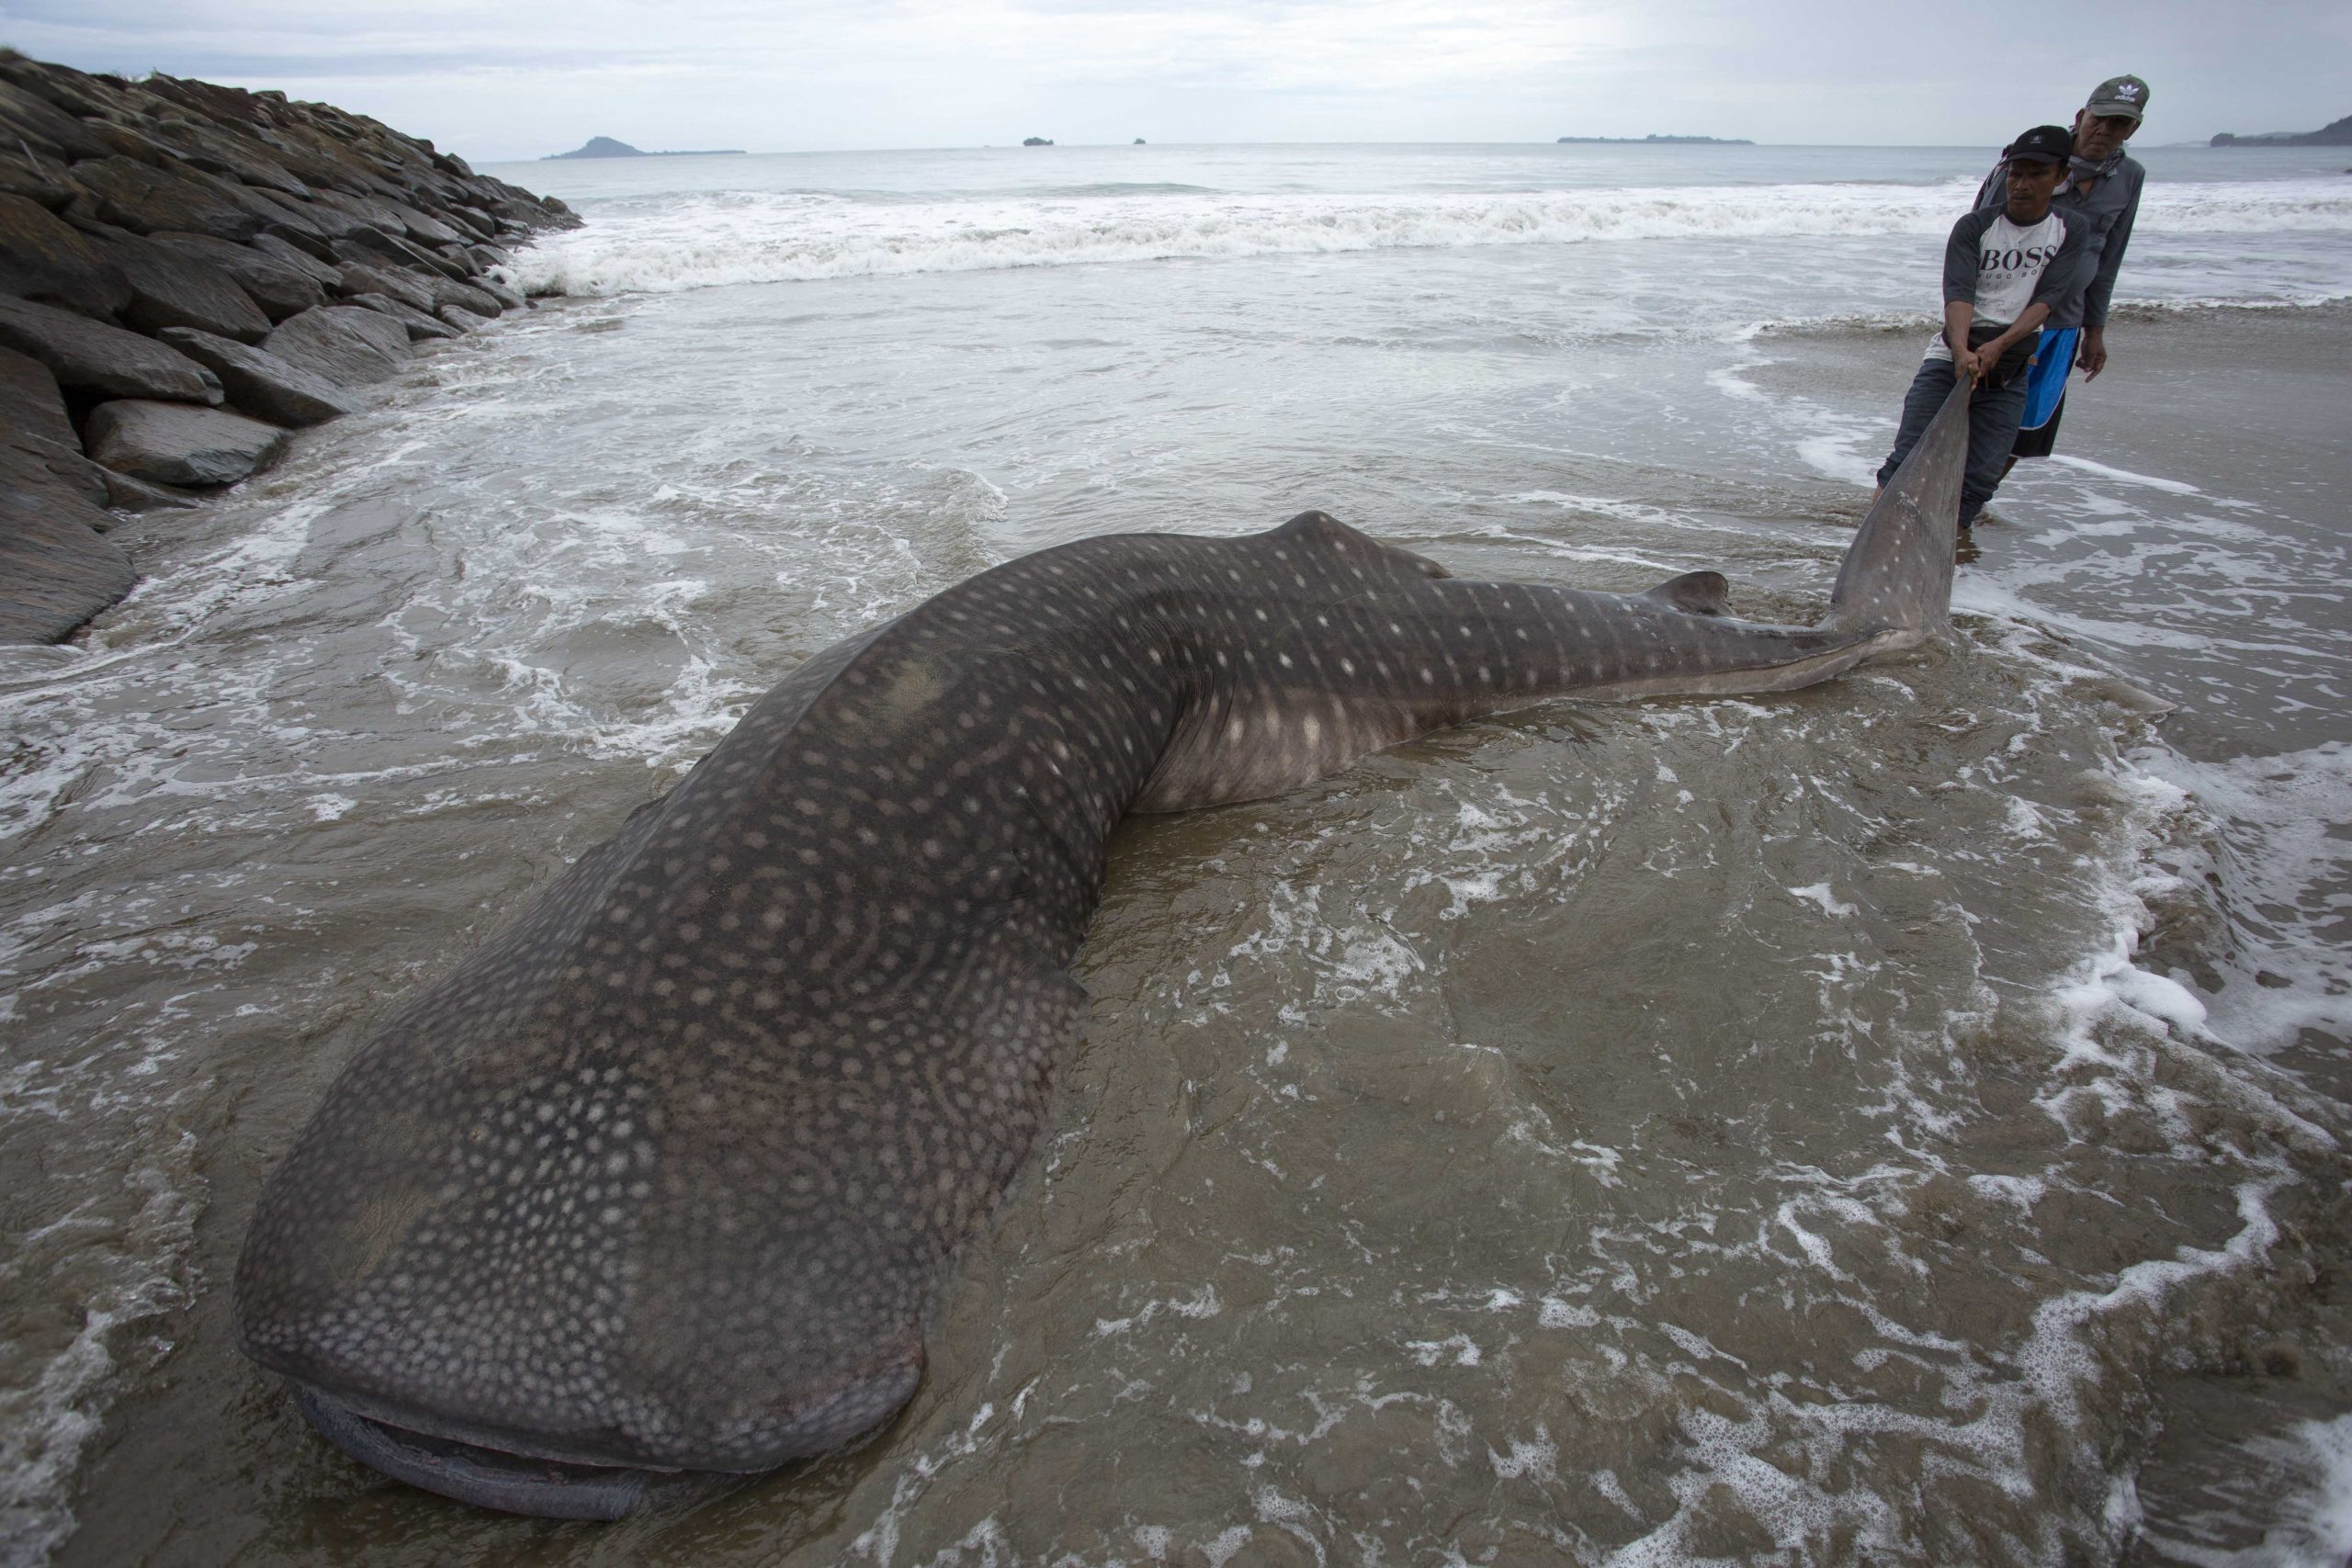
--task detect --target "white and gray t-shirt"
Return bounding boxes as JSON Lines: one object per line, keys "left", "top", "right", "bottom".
{"left": 1922, "top": 207, "right": 2085, "bottom": 363}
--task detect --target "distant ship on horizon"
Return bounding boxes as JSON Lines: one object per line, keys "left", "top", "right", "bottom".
{"left": 1556, "top": 134, "right": 1752, "bottom": 145}
{"left": 545, "top": 136, "right": 745, "bottom": 160}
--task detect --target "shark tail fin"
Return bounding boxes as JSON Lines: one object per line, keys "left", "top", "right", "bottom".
{"left": 1822, "top": 378, "right": 1968, "bottom": 641}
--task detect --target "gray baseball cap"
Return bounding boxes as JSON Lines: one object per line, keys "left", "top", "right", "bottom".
{"left": 2085, "top": 74, "right": 2151, "bottom": 121}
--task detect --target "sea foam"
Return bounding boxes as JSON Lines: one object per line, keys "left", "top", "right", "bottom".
{"left": 510, "top": 178, "right": 2352, "bottom": 299}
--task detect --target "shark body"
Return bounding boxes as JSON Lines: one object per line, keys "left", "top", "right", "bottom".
{"left": 235, "top": 384, "right": 1971, "bottom": 1517}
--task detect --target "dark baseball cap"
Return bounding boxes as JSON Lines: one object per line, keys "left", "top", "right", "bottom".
{"left": 2003, "top": 125, "right": 2075, "bottom": 166}
{"left": 2085, "top": 74, "right": 2151, "bottom": 121}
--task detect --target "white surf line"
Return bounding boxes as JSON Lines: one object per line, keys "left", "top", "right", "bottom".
{"left": 2127, "top": 1411, "right": 2352, "bottom": 1568}
{"left": 2045, "top": 456, "right": 2202, "bottom": 496}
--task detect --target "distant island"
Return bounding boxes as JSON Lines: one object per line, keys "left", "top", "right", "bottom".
{"left": 544, "top": 136, "right": 745, "bottom": 160}
{"left": 1557, "top": 134, "right": 1752, "bottom": 145}
{"left": 1023, "top": 137, "right": 1054, "bottom": 147}
{"left": 2211, "top": 114, "right": 2352, "bottom": 147}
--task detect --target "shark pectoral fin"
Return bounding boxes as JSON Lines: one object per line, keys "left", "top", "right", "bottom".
{"left": 1643, "top": 570, "right": 1731, "bottom": 616}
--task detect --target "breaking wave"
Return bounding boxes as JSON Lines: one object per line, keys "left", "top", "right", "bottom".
{"left": 511, "top": 178, "right": 2352, "bottom": 298}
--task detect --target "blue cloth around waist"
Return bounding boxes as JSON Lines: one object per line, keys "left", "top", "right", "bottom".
{"left": 2020, "top": 327, "right": 2076, "bottom": 430}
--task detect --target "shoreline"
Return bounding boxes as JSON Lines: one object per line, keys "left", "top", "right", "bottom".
{"left": 1742, "top": 293, "right": 2352, "bottom": 347}
{"left": 0, "top": 51, "right": 577, "bottom": 644}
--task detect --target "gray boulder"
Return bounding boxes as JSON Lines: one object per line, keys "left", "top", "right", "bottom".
{"left": 0, "top": 78, "right": 116, "bottom": 163}
{"left": 260, "top": 304, "right": 411, "bottom": 387}
{"left": 334, "top": 259, "right": 436, "bottom": 312}
{"left": 0, "top": 480, "right": 137, "bottom": 643}
{"left": 309, "top": 186, "right": 412, "bottom": 237}
{"left": 343, "top": 223, "right": 470, "bottom": 282}
{"left": 349, "top": 292, "right": 462, "bottom": 341}
{"left": 85, "top": 399, "right": 289, "bottom": 487}
{"left": 313, "top": 303, "right": 412, "bottom": 360}
{"left": 0, "top": 149, "right": 79, "bottom": 211}
{"left": 248, "top": 232, "right": 345, "bottom": 290}
{"left": 155, "top": 327, "right": 361, "bottom": 426}
{"left": 0, "top": 191, "right": 134, "bottom": 317}
{"left": 440, "top": 207, "right": 494, "bottom": 243}
{"left": 0, "top": 295, "right": 223, "bottom": 402}
{"left": 334, "top": 227, "right": 469, "bottom": 281}
{"left": 0, "top": 344, "right": 79, "bottom": 449}
{"left": 67, "top": 154, "right": 287, "bottom": 243}
{"left": 96, "top": 467, "right": 202, "bottom": 512}
{"left": 437, "top": 304, "right": 493, "bottom": 332}
{"left": 89, "top": 224, "right": 275, "bottom": 344}
{"left": 2, "top": 423, "right": 110, "bottom": 511}
{"left": 73, "top": 118, "right": 175, "bottom": 164}
{"left": 0, "top": 346, "right": 127, "bottom": 524}
{"left": 243, "top": 187, "right": 346, "bottom": 247}
{"left": 471, "top": 275, "right": 526, "bottom": 312}
{"left": 423, "top": 271, "right": 505, "bottom": 317}
{"left": 147, "top": 231, "right": 328, "bottom": 320}
{"left": 269, "top": 196, "right": 360, "bottom": 238}
{"left": 143, "top": 114, "right": 313, "bottom": 198}
{"left": 384, "top": 198, "right": 466, "bottom": 246}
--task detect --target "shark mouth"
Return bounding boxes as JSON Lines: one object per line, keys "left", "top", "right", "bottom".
{"left": 293, "top": 1382, "right": 655, "bottom": 1520}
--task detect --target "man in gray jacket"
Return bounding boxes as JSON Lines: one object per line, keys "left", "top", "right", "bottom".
{"left": 1872, "top": 126, "right": 2086, "bottom": 533}
{"left": 1975, "top": 74, "right": 2150, "bottom": 467}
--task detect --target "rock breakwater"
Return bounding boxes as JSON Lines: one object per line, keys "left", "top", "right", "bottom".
{"left": 0, "top": 49, "right": 579, "bottom": 643}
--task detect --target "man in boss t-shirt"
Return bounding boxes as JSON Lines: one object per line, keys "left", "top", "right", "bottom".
{"left": 1871, "top": 124, "right": 2087, "bottom": 534}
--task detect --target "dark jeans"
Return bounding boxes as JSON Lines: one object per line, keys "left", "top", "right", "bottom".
{"left": 1873, "top": 355, "right": 2030, "bottom": 526}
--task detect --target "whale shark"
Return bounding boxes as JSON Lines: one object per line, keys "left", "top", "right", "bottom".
{"left": 234, "top": 383, "right": 1970, "bottom": 1517}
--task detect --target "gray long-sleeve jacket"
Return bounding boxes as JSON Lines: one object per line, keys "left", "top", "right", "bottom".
{"left": 1974, "top": 154, "right": 2144, "bottom": 330}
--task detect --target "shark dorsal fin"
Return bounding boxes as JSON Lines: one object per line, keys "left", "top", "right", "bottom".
{"left": 1644, "top": 570, "right": 1730, "bottom": 616}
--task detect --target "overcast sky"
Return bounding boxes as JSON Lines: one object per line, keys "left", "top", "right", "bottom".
{"left": 8, "top": 0, "right": 2347, "bottom": 164}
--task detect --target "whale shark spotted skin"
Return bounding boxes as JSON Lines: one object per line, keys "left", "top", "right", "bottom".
{"left": 234, "top": 386, "right": 1970, "bottom": 1517}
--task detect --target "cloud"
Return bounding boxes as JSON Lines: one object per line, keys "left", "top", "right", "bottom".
{"left": 9, "top": 0, "right": 1631, "bottom": 94}
{"left": 4, "top": 0, "right": 2346, "bottom": 159}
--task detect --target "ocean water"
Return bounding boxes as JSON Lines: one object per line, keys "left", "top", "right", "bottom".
{"left": 4, "top": 142, "right": 2350, "bottom": 1566}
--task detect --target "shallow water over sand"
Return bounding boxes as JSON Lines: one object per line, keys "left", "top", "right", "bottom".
{"left": 5, "top": 146, "right": 2349, "bottom": 1565}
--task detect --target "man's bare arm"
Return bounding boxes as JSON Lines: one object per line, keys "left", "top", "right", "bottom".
{"left": 1943, "top": 301, "right": 1980, "bottom": 380}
